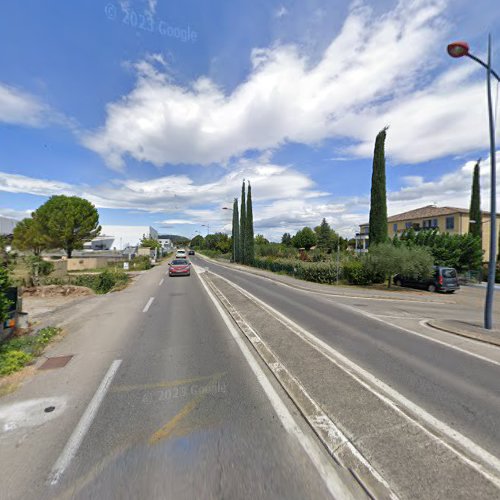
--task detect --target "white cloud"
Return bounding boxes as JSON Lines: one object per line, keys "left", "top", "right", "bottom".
{"left": 0, "top": 83, "right": 48, "bottom": 127}
{"left": 275, "top": 6, "right": 288, "bottom": 18}
{"left": 83, "top": 0, "right": 464, "bottom": 169}
{"left": 0, "top": 172, "right": 76, "bottom": 197}
{"left": 158, "top": 219, "right": 196, "bottom": 225}
{"left": 0, "top": 208, "right": 34, "bottom": 221}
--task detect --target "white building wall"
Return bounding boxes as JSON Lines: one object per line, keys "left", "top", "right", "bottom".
{"left": 98, "top": 225, "right": 159, "bottom": 251}
{"left": 0, "top": 216, "right": 19, "bottom": 235}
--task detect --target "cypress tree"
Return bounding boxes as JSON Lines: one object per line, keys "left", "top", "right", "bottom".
{"left": 233, "top": 198, "right": 240, "bottom": 262}
{"left": 368, "top": 127, "right": 389, "bottom": 246}
{"left": 469, "top": 159, "right": 482, "bottom": 239}
{"left": 246, "top": 181, "right": 255, "bottom": 263}
{"left": 240, "top": 181, "right": 246, "bottom": 264}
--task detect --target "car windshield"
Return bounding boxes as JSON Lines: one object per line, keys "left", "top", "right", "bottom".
{"left": 172, "top": 260, "right": 188, "bottom": 265}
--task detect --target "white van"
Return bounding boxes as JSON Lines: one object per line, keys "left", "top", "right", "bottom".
{"left": 176, "top": 249, "right": 187, "bottom": 259}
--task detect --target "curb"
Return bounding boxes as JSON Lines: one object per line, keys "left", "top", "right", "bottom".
{"left": 425, "top": 320, "right": 500, "bottom": 348}
{"left": 202, "top": 270, "right": 396, "bottom": 499}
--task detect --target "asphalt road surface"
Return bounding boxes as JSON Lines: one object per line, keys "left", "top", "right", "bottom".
{"left": 1, "top": 262, "right": 356, "bottom": 500}
{"left": 192, "top": 256, "right": 500, "bottom": 463}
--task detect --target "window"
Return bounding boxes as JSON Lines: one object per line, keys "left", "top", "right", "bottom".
{"left": 405, "top": 222, "right": 413, "bottom": 229}
{"left": 442, "top": 268, "right": 457, "bottom": 278}
{"left": 393, "top": 223, "right": 398, "bottom": 232}
{"left": 423, "top": 219, "right": 432, "bottom": 228}
{"left": 446, "top": 216, "right": 455, "bottom": 230}
{"left": 432, "top": 218, "right": 438, "bottom": 227}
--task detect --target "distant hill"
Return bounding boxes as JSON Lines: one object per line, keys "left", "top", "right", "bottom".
{"left": 158, "top": 234, "right": 191, "bottom": 245}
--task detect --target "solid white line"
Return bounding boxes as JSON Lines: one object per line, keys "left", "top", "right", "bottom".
{"left": 210, "top": 269, "right": 500, "bottom": 488}
{"left": 49, "top": 359, "right": 122, "bottom": 485}
{"left": 159, "top": 279, "right": 164, "bottom": 286}
{"left": 192, "top": 265, "right": 357, "bottom": 499}
{"left": 197, "top": 255, "right": 450, "bottom": 305}
{"left": 203, "top": 257, "right": 500, "bottom": 368}
{"left": 142, "top": 297, "right": 155, "bottom": 313}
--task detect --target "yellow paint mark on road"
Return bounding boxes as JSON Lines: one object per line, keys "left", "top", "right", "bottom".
{"left": 149, "top": 372, "right": 225, "bottom": 445}
{"left": 111, "top": 372, "right": 226, "bottom": 393}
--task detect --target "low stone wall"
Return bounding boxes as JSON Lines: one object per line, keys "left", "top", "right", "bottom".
{"left": 66, "top": 257, "right": 126, "bottom": 271}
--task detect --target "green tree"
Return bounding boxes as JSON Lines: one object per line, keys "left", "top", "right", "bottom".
{"left": 240, "top": 181, "right": 246, "bottom": 264}
{"left": 0, "top": 266, "right": 12, "bottom": 322}
{"left": 292, "top": 227, "right": 317, "bottom": 250}
{"left": 205, "top": 233, "right": 231, "bottom": 253}
{"left": 246, "top": 181, "right": 255, "bottom": 264}
{"left": 367, "top": 243, "right": 433, "bottom": 288}
{"left": 255, "top": 234, "right": 269, "bottom": 245}
{"left": 35, "top": 196, "right": 100, "bottom": 258}
{"left": 12, "top": 217, "right": 50, "bottom": 255}
{"left": 190, "top": 234, "right": 205, "bottom": 248}
{"left": 140, "top": 235, "right": 161, "bottom": 250}
{"left": 316, "top": 218, "right": 332, "bottom": 251}
{"left": 469, "top": 159, "right": 482, "bottom": 239}
{"left": 368, "top": 127, "right": 389, "bottom": 245}
{"left": 233, "top": 199, "right": 240, "bottom": 262}
{"left": 281, "top": 233, "right": 292, "bottom": 246}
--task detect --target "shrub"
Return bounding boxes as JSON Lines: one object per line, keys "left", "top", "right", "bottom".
{"left": 73, "top": 270, "right": 129, "bottom": 294}
{"left": 130, "top": 255, "right": 152, "bottom": 271}
{"left": 0, "top": 350, "right": 33, "bottom": 376}
{"left": 342, "top": 259, "right": 371, "bottom": 285}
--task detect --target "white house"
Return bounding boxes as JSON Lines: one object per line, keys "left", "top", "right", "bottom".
{"left": 84, "top": 225, "right": 159, "bottom": 251}
{"left": 0, "top": 216, "right": 19, "bottom": 236}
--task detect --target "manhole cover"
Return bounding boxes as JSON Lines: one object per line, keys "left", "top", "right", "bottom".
{"left": 39, "top": 355, "right": 74, "bottom": 370}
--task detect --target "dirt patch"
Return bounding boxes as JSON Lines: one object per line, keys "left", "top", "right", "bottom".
{"left": 22, "top": 285, "right": 94, "bottom": 298}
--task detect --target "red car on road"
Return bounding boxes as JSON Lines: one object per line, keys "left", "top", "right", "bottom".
{"left": 168, "top": 259, "right": 191, "bottom": 277}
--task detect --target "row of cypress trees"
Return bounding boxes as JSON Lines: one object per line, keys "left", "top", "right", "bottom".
{"left": 232, "top": 180, "right": 254, "bottom": 264}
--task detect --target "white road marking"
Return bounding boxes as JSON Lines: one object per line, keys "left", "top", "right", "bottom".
{"left": 210, "top": 269, "right": 500, "bottom": 489}
{"left": 192, "top": 264, "right": 357, "bottom": 499}
{"left": 202, "top": 257, "right": 500, "bottom": 368}
{"left": 159, "top": 279, "right": 164, "bottom": 286}
{"left": 142, "top": 297, "right": 155, "bottom": 313}
{"left": 48, "top": 359, "right": 122, "bottom": 485}
{"left": 196, "top": 255, "right": 450, "bottom": 304}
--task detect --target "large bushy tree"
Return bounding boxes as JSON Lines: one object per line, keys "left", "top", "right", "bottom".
{"left": 34, "top": 195, "right": 100, "bottom": 258}
{"left": 368, "top": 127, "right": 389, "bottom": 246}
{"left": 469, "top": 159, "right": 482, "bottom": 239}
{"left": 205, "top": 232, "right": 231, "bottom": 253}
{"left": 12, "top": 217, "right": 50, "bottom": 255}
{"left": 246, "top": 182, "right": 255, "bottom": 263}
{"left": 316, "top": 218, "right": 332, "bottom": 250}
{"left": 281, "top": 233, "right": 292, "bottom": 246}
{"left": 190, "top": 234, "right": 205, "bottom": 248}
{"left": 400, "top": 228, "right": 483, "bottom": 271}
{"left": 292, "top": 227, "right": 317, "bottom": 250}
{"left": 240, "top": 181, "right": 246, "bottom": 264}
{"left": 367, "top": 243, "right": 433, "bottom": 288}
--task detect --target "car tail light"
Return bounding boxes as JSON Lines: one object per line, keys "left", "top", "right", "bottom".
{"left": 438, "top": 275, "right": 443, "bottom": 285}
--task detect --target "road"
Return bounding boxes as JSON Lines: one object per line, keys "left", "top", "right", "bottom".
{"left": 0, "top": 262, "right": 358, "bottom": 500}
{"left": 2, "top": 255, "right": 500, "bottom": 498}
{"left": 192, "top": 255, "right": 500, "bottom": 462}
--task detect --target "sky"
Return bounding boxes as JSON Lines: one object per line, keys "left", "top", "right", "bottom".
{"left": 1, "top": 0, "right": 500, "bottom": 241}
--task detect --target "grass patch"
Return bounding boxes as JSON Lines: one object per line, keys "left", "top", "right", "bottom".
{"left": 0, "top": 326, "right": 62, "bottom": 376}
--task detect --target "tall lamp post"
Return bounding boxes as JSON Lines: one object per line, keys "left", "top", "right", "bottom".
{"left": 448, "top": 37, "right": 500, "bottom": 329}
{"left": 201, "top": 224, "right": 210, "bottom": 236}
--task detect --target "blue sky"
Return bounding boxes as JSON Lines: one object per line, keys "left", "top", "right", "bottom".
{"left": 1, "top": 0, "right": 500, "bottom": 240}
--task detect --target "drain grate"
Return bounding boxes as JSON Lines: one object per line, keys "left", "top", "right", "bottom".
{"left": 39, "top": 355, "right": 74, "bottom": 370}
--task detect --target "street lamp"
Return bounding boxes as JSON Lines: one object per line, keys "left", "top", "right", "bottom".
{"left": 201, "top": 224, "right": 210, "bottom": 235}
{"left": 448, "top": 36, "right": 500, "bottom": 329}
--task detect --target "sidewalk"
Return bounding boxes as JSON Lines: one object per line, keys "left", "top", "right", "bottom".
{"left": 427, "top": 319, "right": 500, "bottom": 347}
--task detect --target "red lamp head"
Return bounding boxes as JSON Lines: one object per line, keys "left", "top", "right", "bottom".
{"left": 447, "top": 41, "right": 470, "bottom": 58}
